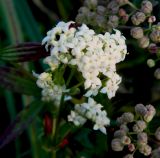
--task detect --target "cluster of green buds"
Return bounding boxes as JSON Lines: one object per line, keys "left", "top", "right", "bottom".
{"left": 111, "top": 103, "right": 160, "bottom": 158}
{"left": 76, "top": 0, "right": 159, "bottom": 49}
{"left": 76, "top": 0, "right": 130, "bottom": 32}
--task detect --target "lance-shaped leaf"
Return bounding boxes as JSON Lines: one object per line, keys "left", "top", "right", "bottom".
{"left": 0, "top": 100, "right": 45, "bottom": 149}
{"left": 0, "top": 42, "right": 49, "bottom": 62}
{"left": 0, "top": 66, "right": 40, "bottom": 96}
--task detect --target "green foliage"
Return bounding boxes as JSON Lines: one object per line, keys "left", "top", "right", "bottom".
{"left": 0, "top": 66, "right": 40, "bottom": 96}
{"left": 0, "top": 100, "right": 45, "bottom": 149}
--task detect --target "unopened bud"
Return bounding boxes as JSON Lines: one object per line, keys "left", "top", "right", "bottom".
{"left": 121, "top": 136, "right": 131, "bottom": 145}
{"left": 148, "top": 43, "right": 158, "bottom": 54}
{"left": 121, "top": 112, "right": 134, "bottom": 123}
{"left": 97, "top": 5, "right": 106, "bottom": 15}
{"left": 148, "top": 16, "right": 156, "bottom": 23}
{"left": 141, "top": 0, "right": 153, "bottom": 14}
{"left": 128, "top": 143, "right": 135, "bottom": 152}
{"left": 147, "top": 59, "right": 155, "bottom": 68}
{"left": 152, "top": 147, "right": 160, "bottom": 158}
{"left": 118, "top": 8, "right": 126, "bottom": 17}
{"left": 139, "top": 144, "right": 152, "bottom": 156}
{"left": 84, "top": 0, "right": 98, "bottom": 9}
{"left": 135, "top": 103, "right": 147, "bottom": 116}
{"left": 114, "top": 130, "right": 126, "bottom": 138}
{"left": 130, "top": 27, "right": 144, "bottom": 39}
{"left": 131, "top": 12, "right": 146, "bottom": 25}
{"left": 96, "top": 15, "right": 106, "bottom": 28}
{"left": 78, "top": 6, "right": 90, "bottom": 14}
{"left": 111, "top": 138, "right": 124, "bottom": 151}
{"left": 107, "top": 1, "right": 119, "bottom": 14}
{"left": 122, "top": 14, "right": 129, "bottom": 23}
{"left": 150, "top": 30, "right": 160, "bottom": 43}
{"left": 155, "top": 127, "right": 160, "bottom": 140}
{"left": 137, "top": 132, "right": 148, "bottom": 145}
{"left": 117, "top": 116, "right": 124, "bottom": 125}
{"left": 108, "top": 15, "right": 119, "bottom": 28}
{"left": 116, "top": 0, "right": 129, "bottom": 5}
{"left": 123, "top": 154, "right": 134, "bottom": 158}
{"left": 154, "top": 68, "right": 160, "bottom": 79}
{"left": 120, "top": 124, "right": 129, "bottom": 133}
{"left": 133, "top": 120, "right": 147, "bottom": 133}
{"left": 138, "top": 36, "right": 150, "bottom": 48}
{"left": 144, "top": 104, "right": 156, "bottom": 122}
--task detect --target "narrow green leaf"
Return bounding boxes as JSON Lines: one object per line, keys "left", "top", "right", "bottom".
{"left": 13, "top": 0, "right": 42, "bottom": 41}
{"left": 0, "top": 66, "right": 40, "bottom": 96}
{"left": 0, "top": 100, "right": 45, "bottom": 149}
{"left": 0, "top": 42, "right": 49, "bottom": 62}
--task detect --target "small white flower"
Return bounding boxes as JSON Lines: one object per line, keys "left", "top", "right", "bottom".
{"left": 67, "top": 98, "right": 110, "bottom": 134}
{"left": 42, "top": 21, "right": 127, "bottom": 99}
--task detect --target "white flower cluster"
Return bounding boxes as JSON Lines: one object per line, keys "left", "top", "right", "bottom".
{"left": 68, "top": 97, "right": 110, "bottom": 134}
{"left": 42, "top": 21, "right": 127, "bottom": 99}
{"left": 36, "top": 72, "right": 65, "bottom": 105}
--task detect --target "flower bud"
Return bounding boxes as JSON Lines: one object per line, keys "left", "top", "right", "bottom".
{"left": 147, "top": 59, "right": 155, "bottom": 68}
{"left": 108, "top": 15, "right": 119, "bottom": 28}
{"left": 148, "top": 16, "right": 156, "bottom": 23}
{"left": 155, "top": 127, "right": 160, "bottom": 140}
{"left": 154, "top": 68, "right": 160, "bottom": 79}
{"left": 122, "top": 14, "right": 129, "bottom": 23}
{"left": 107, "top": 1, "right": 119, "bottom": 14}
{"left": 120, "top": 124, "right": 129, "bottom": 133}
{"left": 135, "top": 103, "right": 147, "bottom": 116}
{"left": 151, "top": 147, "right": 160, "bottom": 158}
{"left": 121, "top": 112, "right": 134, "bottom": 123}
{"left": 97, "top": 5, "right": 106, "bottom": 15}
{"left": 148, "top": 43, "right": 158, "bottom": 54}
{"left": 133, "top": 120, "right": 147, "bottom": 133}
{"left": 150, "top": 30, "right": 160, "bottom": 43}
{"left": 44, "top": 113, "right": 53, "bottom": 135}
{"left": 141, "top": 0, "right": 153, "bottom": 14}
{"left": 128, "top": 143, "right": 135, "bottom": 152}
{"left": 138, "top": 36, "right": 150, "bottom": 48}
{"left": 96, "top": 15, "right": 106, "bottom": 28}
{"left": 116, "top": 0, "right": 129, "bottom": 5}
{"left": 117, "top": 116, "right": 124, "bottom": 125}
{"left": 84, "top": 0, "right": 98, "bottom": 9}
{"left": 118, "top": 8, "right": 126, "bottom": 17}
{"left": 114, "top": 130, "right": 126, "bottom": 138}
{"left": 123, "top": 154, "right": 134, "bottom": 158}
{"left": 131, "top": 12, "right": 146, "bottom": 25}
{"left": 144, "top": 104, "right": 156, "bottom": 122}
{"left": 121, "top": 136, "right": 131, "bottom": 145}
{"left": 78, "top": 6, "right": 90, "bottom": 14}
{"left": 139, "top": 144, "right": 152, "bottom": 156}
{"left": 111, "top": 138, "right": 124, "bottom": 151}
{"left": 137, "top": 132, "right": 148, "bottom": 145}
{"left": 130, "top": 27, "right": 144, "bottom": 39}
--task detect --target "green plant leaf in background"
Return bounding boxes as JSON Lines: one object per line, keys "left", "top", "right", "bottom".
{"left": 0, "top": 66, "right": 40, "bottom": 96}
{"left": 0, "top": 100, "right": 45, "bottom": 149}
{"left": 0, "top": 42, "right": 49, "bottom": 62}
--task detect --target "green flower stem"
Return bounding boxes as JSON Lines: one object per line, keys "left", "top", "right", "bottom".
{"left": 127, "top": 1, "right": 138, "bottom": 10}
{"left": 71, "top": 81, "right": 84, "bottom": 89}
{"left": 66, "top": 67, "right": 76, "bottom": 87}
{"left": 51, "top": 118, "right": 57, "bottom": 141}
{"left": 51, "top": 150, "right": 56, "bottom": 158}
